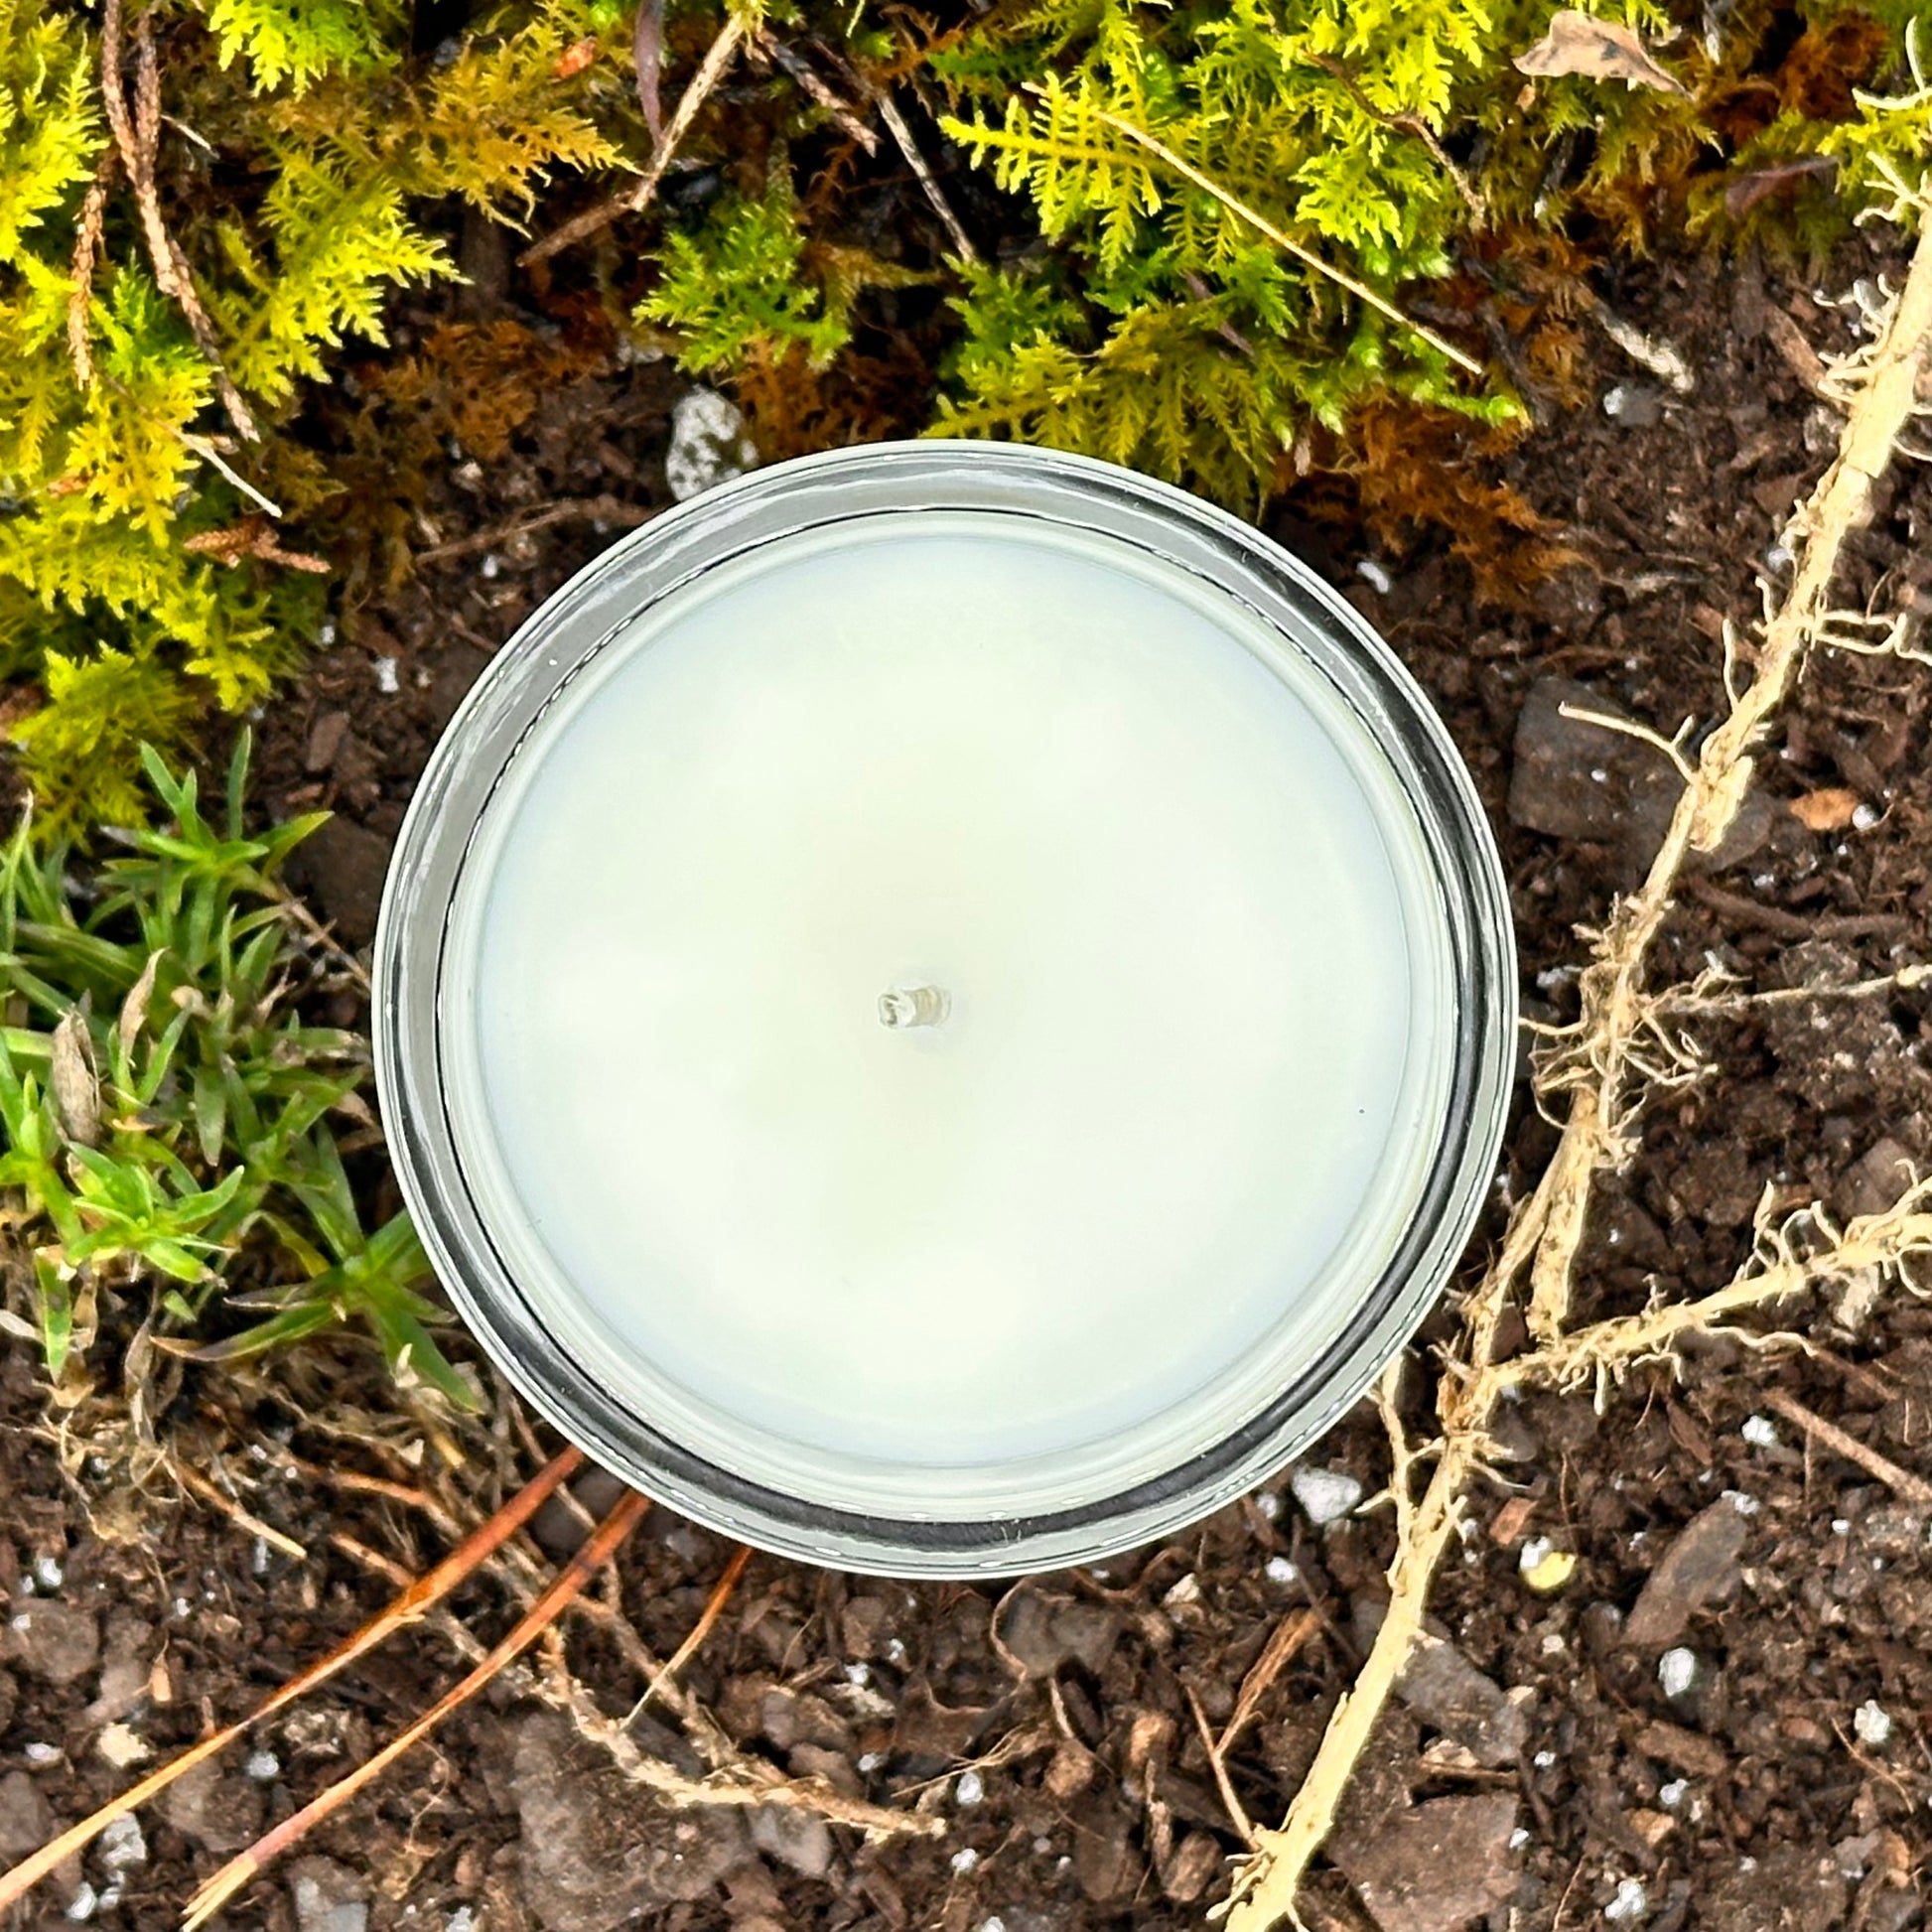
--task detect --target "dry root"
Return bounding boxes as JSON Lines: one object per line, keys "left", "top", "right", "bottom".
{"left": 1220, "top": 200, "right": 1932, "bottom": 1932}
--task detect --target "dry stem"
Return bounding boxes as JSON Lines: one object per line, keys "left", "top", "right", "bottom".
{"left": 521, "top": 17, "right": 746, "bottom": 265}
{"left": 1219, "top": 202, "right": 1932, "bottom": 1932}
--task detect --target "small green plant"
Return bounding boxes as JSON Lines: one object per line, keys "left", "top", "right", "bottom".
{"left": 0, "top": 0, "right": 636, "bottom": 837}
{"left": 0, "top": 737, "right": 474, "bottom": 1408}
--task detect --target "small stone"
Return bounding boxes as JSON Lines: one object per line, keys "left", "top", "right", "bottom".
{"left": 1658, "top": 1648, "right": 1698, "bottom": 1698}
{"left": 1265, "top": 1556, "right": 1298, "bottom": 1585}
{"left": 664, "top": 389, "right": 758, "bottom": 502}
{"left": 996, "top": 1590, "right": 1122, "bottom": 1677}
{"left": 33, "top": 1555, "right": 65, "bottom": 1591}
{"left": 1659, "top": 1778, "right": 1688, "bottom": 1808}
{"left": 748, "top": 1804, "right": 834, "bottom": 1879}
{"left": 1161, "top": 1573, "right": 1201, "bottom": 1608}
{"left": 956, "top": 1769, "right": 985, "bottom": 1807}
{"left": 1855, "top": 1700, "right": 1892, "bottom": 1747}
{"left": 372, "top": 655, "right": 400, "bottom": 695}
{"left": 1395, "top": 1634, "right": 1529, "bottom": 1769}
{"left": 1357, "top": 558, "right": 1395, "bottom": 594}
{"left": 1328, "top": 1792, "right": 1520, "bottom": 1932}
{"left": 1291, "top": 1465, "right": 1363, "bottom": 1525}
{"left": 1603, "top": 381, "right": 1665, "bottom": 427}
{"left": 286, "top": 817, "right": 393, "bottom": 948}
{"left": 1626, "top": 1502, "right": 1747, "bottom": 1648}
{"left": 951, "top": 1848, "right": 981, "bottom": 1874}
{"left": 97, "top": 1814, "right": 147, "bottom": 1876}
{"left": 66, "top": 1880, "right": 98, "bottom": 1921}
{"left": 4, "top": 1602, "right": 99, "bottom": 1686}
{"left": 1604, "top": 1875, "right": 1647, "bottom": 1923}
{"left": 288, "top": 1858, "right": 368, "bottom": 1932}
{"left": 1741, "top": 1415, "right": 1779, "bottom": 1449}
{"left": 0, "top": 1770, "right": 57, "bottom": 1859}
{"left": 95, "top": 1724, "right": 150, "bottom": 1769}
{"left": 160, "top": 1759, "right": 264, "bottom": 1854}
{"left": 245, "top": 1750, "right": 281, "bottom": 1782}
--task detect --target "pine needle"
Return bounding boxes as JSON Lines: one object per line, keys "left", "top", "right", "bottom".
{"left": 183, "top": 1486, "right": 651, "bottom": 1930}
{"left": 626, "top": 1544, "right": 752, "bottom": 1723}
{"left": 0, "top": 1446, "right": 584, "bottom": 1918}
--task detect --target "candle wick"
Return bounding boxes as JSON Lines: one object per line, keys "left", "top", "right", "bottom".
{"left": 879, "top": 985, "right": 951, "bottom": 1030}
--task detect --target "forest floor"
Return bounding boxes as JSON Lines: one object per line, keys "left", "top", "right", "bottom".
{"left": 6, "top": 214, "right": 1932, "bottom": 1932}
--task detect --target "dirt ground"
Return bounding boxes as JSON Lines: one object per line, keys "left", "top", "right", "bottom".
{"left": 6, "top": 215, "right": 1932, "bottom": 1932}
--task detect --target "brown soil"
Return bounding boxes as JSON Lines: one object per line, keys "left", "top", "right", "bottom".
{"left": 7, "top": 224, "right": 1932, "bottom": 1932}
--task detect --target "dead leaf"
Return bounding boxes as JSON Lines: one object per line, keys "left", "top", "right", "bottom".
{"left": 51, "top": 1009, "right": 101, "bottom": 1147}
{"left": 1790, "top": 786, "right": 1862, "bottom": 831}
{"left": 1515, "top": 11, "right": 1688, "bottom": 94}
{"left": 117, "top": 949, "right": 163, "bottom": 1059}
{"left": 553, "top": 35, "right": 598, "bottom": 78}
{"left": 1725, "top": 154, "right": 1838, "bottom": 219}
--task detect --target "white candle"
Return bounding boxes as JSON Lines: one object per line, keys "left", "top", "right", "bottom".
{"left": 434, "top": 507, "right": 1463, "bottom": 1520}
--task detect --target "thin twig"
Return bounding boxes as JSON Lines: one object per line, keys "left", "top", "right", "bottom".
{"left": 171, "top": 1458, "right": 308, "bottom": 1561}
{"left": 183, "top": 1488, "right": 651, "bottom": 1930}
{"left": 755, "top": 31, "right": 879, "bottom": 154}
{"left": 1760, "top": 1386, "right": 1932, "bottom": 1506}
{"left": 1068, "top": 97, "right": 1483, "bottom": 378}
{"left": 1189, "top": 1685, "right": 1258, "bottom": 1850}
{"left": 627, "top": 1545, "right": 752, "bottom": 1723}
{"left": 875, "top": 92, "right": 980, "bottom": 263}
{"left": 1218, "top": 1609, "right": 1321, "bottom": 1759}
{"left": 414, "top": 494, "right": 653, "bottom": 567}
{"left": 521, "top": 16, "right": 747, "bottom": 265}
{"left": 0, "top": 1448, "right": 584, "bottom": 1917}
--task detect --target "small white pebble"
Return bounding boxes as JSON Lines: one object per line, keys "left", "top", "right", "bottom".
{"left": 33, "top": 1555, "right": 65, "bottom": 1590}
{"left": 24, "top": 1741, "right": 62, "bottom": 1766}
{"left": 1264, "top": 1556, "right": 1298, "bottom": 1586}
{"left": 1519, "top": 1535, "right": 1555, "bottom": 1574}
{"left": 979, "top": 1918, "right": 1007, "bottom": 1932}
{"left": 1724, "top": 1490, "right": 1761, "bottom": 1517}
{"left": 858, "top": 1750, "right": 887, "bottom": 1773}
{"left": 1033, "top": 1836, "right": 1052, "bottom": 1856}
{"left": 95, "top": 1724, "right": 151, "bottom": 1770}
{"left": 844, "top": 1662, "right": 872, "bottom": 1687}
{"left": 1509, "top": 1827, "right": 1531, "bottom": 1852}
{"left": 1541, "top": 1632, "right": 1566, "bottom": 1655}
{"left": 98, "top": 1814, "right": 147, "bottom": 1875}
{"left": 1741, "top": 1415, "right": 1779, "bottom": 1449}
{"left": 1659, "top": 1648, "right": 1697, "bottom": 1698}
{"left": 1163, "top": 1573, "right": 1201, "bottom": 1608}
{"left": 1833, "top": 1518, "right": 1853, "bottom": 1536}
{"left": 1766, "top": 543, "right": 1794, "bottom": 571}
{"left": 319, "top": 621, "right": 338, "bottom": 646}
{"left": 1533, "top": 1749, "right": 1558, "bottom": 1768}
{"left": 665, "top": 388, "right": 758, "bottom": 501}
{"left": 951, "top": 1848, "right": 981, "bottom": 1875}
{"left": 244, "top": 1749, "right": 281, "bottom": 1782}
{"left": 446, "top": 1910, "right": 477, "bottom": 1932}
{"left": 480, "top": 553, "right": 501, "bottom": 580}
{"left": 1356, "top": 558, "right": 1394, "bottom": 595}
{"left": 1855, "top": 1700, "right": 1892, "bottom": 1747}
{"left": 1853, "top": 802, "right": 1879, "bottom": 831}
{"left": 955, "top": 1769, "right": 985, "bottom": 1807}
{"left": 172, "top": 1596, "right": 191, "bottom": 1619}
{"left": 1604, "top": 1875, "right": 1648, "bottom": 1923}
{"left": 1659, "top": 1778, "right": 1688, "bottom": 1809}
{"left": 65, "top": 1882, "right": 98, "bottom": 1923}
{"left": 1290, "top": 1465, "right": 1363, "bottom": 1526}
{"left": 1589, "top": 766, "right": 1608, "bottom": 783}
{"left": 1254, "top": 1490, "right": 1283, "bottom": 1522}
{"left": 251, "top": 1537, "right": 270, "bottom": 1579}
{"left": 1739, "top": 1856, "right": 1758, "bottom": 1873}
{"left": 373, "top": 655, "right": 400, "bottom": 695}
{"left": 886, "top": 1637, "right": 907, "bottom": 1666}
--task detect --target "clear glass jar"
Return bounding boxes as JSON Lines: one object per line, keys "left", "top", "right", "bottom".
{"left": 373, "top": 441, "right": 1515, "bottom": 1576}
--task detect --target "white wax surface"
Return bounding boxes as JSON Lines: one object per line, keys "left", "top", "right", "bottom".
{"left": 449, "top": 514, "right": 1449, "bottom": 1501}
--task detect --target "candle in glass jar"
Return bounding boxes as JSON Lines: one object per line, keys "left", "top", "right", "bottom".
{"left": 444, "top": 514, "right": 1445, "bottom": 1467}
{"left": 383, "top": 445, "right": 1513, "bottom": 1573}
